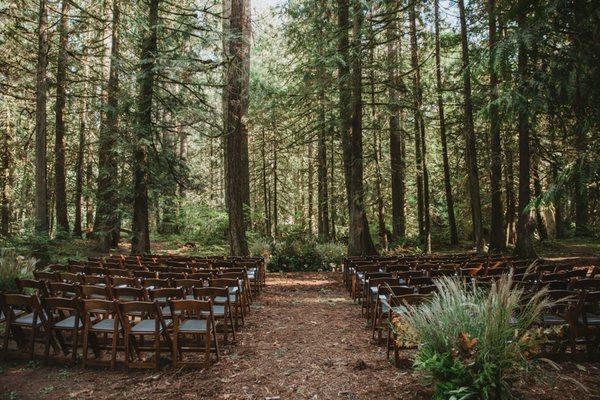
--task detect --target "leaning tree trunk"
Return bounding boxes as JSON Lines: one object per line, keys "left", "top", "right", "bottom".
{"left": 434, "top": 0, "right": 458, "bottom": 246}
{"left": 34, "top": 0, "right": 49, "bottom": 235}
{"left": 224, "top": 0, "right": 251, "bottom": 256}
{"left": 514, "top": 7, "right": 536, "bottom": 258}
{"left": 131, "top": 0, "right": 158, "bottom": 254}
{"left": 54, "top": 0, "right": 70, "bottom": 235}
{"left": 458, "top": 0, "right": 484, "bottom": 253}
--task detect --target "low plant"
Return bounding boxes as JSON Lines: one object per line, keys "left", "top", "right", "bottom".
{"left": 0, "top": 248, "right": 37, "bottom": 291}
{"left": 404, "top": 274, "right": 553, "bottom": 399}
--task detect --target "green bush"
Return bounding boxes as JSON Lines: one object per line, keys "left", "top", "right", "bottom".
{"left": 0, "top": 248, "right": 37, "bottom": 291}
{"left": 404, "top": 274, "right": 552, "bottom": 399}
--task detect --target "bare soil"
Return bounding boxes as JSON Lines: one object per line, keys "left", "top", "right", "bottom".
{"left": 1, "top": 272, "right": 598, "bottom": 399}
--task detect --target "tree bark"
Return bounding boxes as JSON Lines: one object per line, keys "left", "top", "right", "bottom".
{"left": 514, "top": 6, "right": 536, "bottom": 258}
{"left": 94, "top": 0, "right": 120, "bottom": 251}
{"left": 224, "top": 0, "right": 251, "bottom": 256}
{"left": 1, "top": 107, "right": 12, "bottom": 236}
{"left": 458, "top": 0, "right": 484, "bottom": 253}
{"left": 261, "top": 129, "right": 271, "bottom": 237}
{"left": 409, "top": 0, "right": 431, "bottom": 252}
{"left": 308, "top": 140, "right": 314, "bottom": 234}
{"left": 35, "top": 0, "right": 49, "bottom": 235}
{"left": 317, "top": 53, "right": 330, "bottom": 240}
{"left": 54, "top": 0, "right": 70, "bottom": 235}
{"left": 487, "top": 0, "right": 505, "bottom": 251}
{"left": 434, "top": 0, "right": 458, "bottom": 246}
{"left": 131, "top": 0, "right": 158, "bottom": 254}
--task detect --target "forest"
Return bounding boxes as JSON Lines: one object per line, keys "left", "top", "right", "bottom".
{"left": 0, "top": 0, "right": 598, "bottom": 261}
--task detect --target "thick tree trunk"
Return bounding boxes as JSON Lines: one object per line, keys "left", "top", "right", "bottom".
{"left": 54, "top": 0, "right": 70, "bottom": 235}
{"left": 131, "top": 0, "right": 158, "bottom": 254}
{"left": 487, "top": 0, "right": 505, "bottom": 250}
{"left": 94, "top": 0, "right": 120, "bottom": 251}
{"left": 346, "top": 0, "right": 377, "bottom": 256}
{"left": 224, "top": 0, "right": 251, "bottom": 256}
{"left": 317, "top": 80, "right": 330, "bottom": 240}
{"left": 434, "top": 0, "right": 458, "bottom": 246}
{"left": 329, "top": 128, "right": 337, "bottom": 240}
{"left": 504, "top": 138, "right": 517, "bottom": 245}
{"left": 35, "top": 0, "right": 49, "bottom": 235}
{"left": 514, "top": 8, "right": 536, "bottom": 258}
{"left": 261, "top": 129, "right": 271, "bottom": 237}
{"left": 386, "top": 8, "right": 406, "bottom": 242}
{"left": 409, "top": 0, "right": 431, "bottom": 252}
{"left": 458, "top": 0, "right": 485, "bottom": 253}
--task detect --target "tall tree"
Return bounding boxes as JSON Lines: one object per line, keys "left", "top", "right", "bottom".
{"left": 409, "top": 0, "right": 431, "bottom": 252}
{"left": 54, "top": 0, "right": 70, "bottom": 235}
{"left": 224, "top": 0, "right": 251, "bottom": 255}
{"left": 94, "top": 0, "right": 121, "bottom": 251}
{"left": 131, "top": 0, "right": 159, "bottom": 254}
{"left": 1, "top": 107, "right": 12, "bottom": 235}
{"left": 433, "top": 0, "right": 458, "bottom": 246}
{"left": 34, "top": 0, "right": 49, "bottom": 235}
{"left": 458, "top": 0, "right": 484, "bottom": 253}
{"left": 514, "top": 4, "right": 536, "bottom": 258}
{"left": 73, "top": 43, "right": 90, "bottom": 238}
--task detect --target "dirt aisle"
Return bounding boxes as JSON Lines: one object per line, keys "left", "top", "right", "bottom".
{"left": 0, "top": 272, "right": 425, "bottom": 399}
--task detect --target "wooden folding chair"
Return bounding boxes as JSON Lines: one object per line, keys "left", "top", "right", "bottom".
{"left": 372, "top": 285, "right": 415, "bottom": 343}
{"left": 194, "top": 287, "right": 236, "bottom": 343}
{"left": 170, "top": 299, "right": 219, "bottom": 368}
{"left": 82, "top": 299, "right": 122, "bottom": 370}
{"left": 148, "top": 287, "right": 185, "bottom": 318}
{"left": 81, "top": 285, "right": 113, "bottom": 300}
{"left": 210, "top": 278, "right": 245, "bottom": 328}
{"left": 47, "top": 282, "right": 82, "bottom": 298}
{"left": 118, "top": 301, "right": 171, "bottom": 370}
{"left": 42, "top": 297, "right": 84, "bottom": 365}
{"left": 1, "top": 293, "right": 51, "bottom": 360}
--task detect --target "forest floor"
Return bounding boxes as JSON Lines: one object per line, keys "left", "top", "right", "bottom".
{"left": 1, "top": 272, "right": 599, "bottom": 400}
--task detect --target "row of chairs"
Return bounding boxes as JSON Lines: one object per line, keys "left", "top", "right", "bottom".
{"left": 343, "top": 254, "right": 600, "bottom": 364}
{"left": 1, "top": 255, "right": 265, "bottom": 370}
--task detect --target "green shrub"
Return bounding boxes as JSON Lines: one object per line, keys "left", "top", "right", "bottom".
{"left": 0, "top": 248, "right": 37, "bottom": 291}
{"left": 404, "top": 274, "right": 552, "bottom": 399}
{"left": 249, "top": 237, "right": 273, "bottom": 262}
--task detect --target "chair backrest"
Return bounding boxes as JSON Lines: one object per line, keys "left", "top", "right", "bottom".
{"left": 133, "top": 270, "right": 157, "bottom": 279}
{"left": 107, "top": 268, "right": 132, "bottom": 277}
{"left": 142, "top": 278, "right": 171, "bottom": 289}
{"left": 69, "top": 265, "right": 87, "bottom": 274}
{"left": 86, "top": 266, "right": 106, "bottom": 276}
{"left": 173, "top": 279, "right": 205, "bottom": 291}
{"left": 60, "top": 272, "right": 83, "bottom": 283}
{"left": 112, "top": 286, "right": 147, "bottom": 301}
{"left": 82, "top": 298, "right": 117, "bottom": 315}
{"left": 15, "top": 278, "right": 49, "bottom": 297}
{"left": 48, "top": 282, "right": 82, "bottom": 298}
{"left": 193, "top": 286, "right": 228, "bottom": 301}
{"left": 408, "top": 276, "right": 434, "bottom": 286}
{"left": 209, "top": 278, "right": 239, "bottom": 290}
{"left": 110, "top": 276, "right": 140, "bottom": 288}
{"left": 570, "top": 278, "right": 600, "bottom": 292}
{"left": 169, "top": 299, "right": 212, "bottom": 318}
{"left": 82, "top": 275, "right": 108, "bottom": 286}
{"left": 417, "top": 285, "right": 438, "bottom": 294}
{"left": 1, "top": 293, "right": 44, "bottom": 322}
{"left": 118, "top": 301, "right": 163, "bottom": 326}
{"left": 188, "top": 272, "right": 212, "bottom": 280}
{"left": 48, "top": 264, "right": 68, "bottom": 272}
{"left": 43, "top": 297, "right": 82, "bottom": 324}
{"left": 33, "top": 270, "right": 60, "bottom": 282}
{"left": 158, "top": 272, "right": 186, "bottom": 280}
{"left": 81, "top": 285, "right": 113, "bottom": 300}
{"left": 369, "top": 277, "right": 399, "bottom": 288}
{"left": 148, "top": 288, "right": 185, "bottom": 304}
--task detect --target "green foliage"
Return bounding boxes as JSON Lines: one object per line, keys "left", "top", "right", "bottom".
{"left": 405, "top": 274, "right": 553, "bottom": 399}
{"left": 0, "top": 248, "right": 36, "bottom": 292}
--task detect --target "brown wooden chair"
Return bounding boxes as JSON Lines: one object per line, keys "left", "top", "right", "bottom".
{"left": 118, "top": 301, "right": 171, "bottom": 370}
{"left": 110, "top": 276, "right": 140, "bottom": 288}
{"left": 81, "top": 285, "right": 113, "bottom": 300}
{"left": 142, "top": 278, "right": 171, "bottom": 290}
{"left": 82, "top": 299, "right": 122, "bottom": 370}
{"left": 48, "top": 282, "right": 82, "bottom": 298}
{"left": 372, "top": 285, "right": 414, "bottom": 342}
{"left": 82, "top": 274, "right": 109, "bottom": 287}
{"left": 148, "top": 288, "right": 185, "bottom": 318}
{"left": 133, "top": 270, "right": 157, "bottom": 279}
{"left": 210, "top": 278, "right": 245, "bottom": 328}
{"left": 33, "top": 270, "right": 60, "bottom": 283}
{"left": 16, "top": 278, "right": 49, "bottom": 297}
{"left": 1, "top": 293, "right": 51, "bottom": 360}
{"left": 112, "top": 287, "right": 147, "bottom": 302}
{"left": 169, "top": 299, "right": 219, "bottom": 369}
{"left": 42, "top": 297, "right": 84, "bottom": 365}
{"left": 194, "top": 287, "right": 236, "bottom": 343}
{"left": 173, "top": 279, "right": 205, "bottom": 299}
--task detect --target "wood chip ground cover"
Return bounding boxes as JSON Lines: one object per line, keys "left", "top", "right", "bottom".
{"left": 1, "top": 272, "right": 598, "bottom": 399}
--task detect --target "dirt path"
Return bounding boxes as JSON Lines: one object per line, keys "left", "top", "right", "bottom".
{"left": 0, "top": 272, "right": 426, "bottom": 400}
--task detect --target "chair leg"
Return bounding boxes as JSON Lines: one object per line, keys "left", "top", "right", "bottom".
{"left": 29, "top": 325, "right": 37, "bottom": 360}
{"left": 111, "top": 329, "right": 118, "bottom": 370}
{"left": 82, "top": 328, "right": 89, "bottom": 369}
{"left": 72, "top": 329, "right": 80, "bottom": 365}
{"left": 154, "top": 333, "right": 160, "bottom": 371}
{"left": 205, "top": 329, "right": 212, "bottom": 368}
{"left": 43, "top": 327, "right": 52, "bottom": 365}
{"left": 212, "top": 320, "right": 220, "bottom": 362}
{"left": 171, "top": 332, "right": 178, "bottom": 369}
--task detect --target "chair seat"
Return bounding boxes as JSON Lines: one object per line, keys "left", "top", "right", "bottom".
{"left": 581, "top": 314, "right": 600, "bottom": 326}
{"left": 178, "top": 319, "right": 208, "bottom": 333}
{"left": 215, "top": 295, "right": 237, "bottom": 303}
{"left": 14, "top": 312, "right": 44, "bottom": 327}
{"left": 391, "top": 305, "right": 408, "bottom": 315}
{"left": 91, "top": 318, "right": 119, "bottom": 332}
{"left": 131, "top": 319, "right": 171, "bottom": 334}
{"left": 54, "top": 315, "right": 90, "bottom": 329}
{"left": 201, "top": 305, "right": 226, "bottom": 317}
{"left": 160, "top": 306, "right": 182, "bottom": 317}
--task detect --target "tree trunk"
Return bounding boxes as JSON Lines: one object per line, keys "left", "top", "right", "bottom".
{"left": 131, "top": 0, "right": 158, "bottom": 254}
{"left": 533, "top": 152, "right": 548, "bottom": 240}
{"left": 487, "top": 0, "right": 505, "bottom": 251}
{"left": 35, "top": 0, "right": 49, "bottom": 235}
{"left": 94, "top": 0, "right": 120, "bottom": 251}
{"left": 1, "top": 107, "right": 12, "bottom": 236}
{"left": 317, "top": 71, "right": 330, "bottom": 241}
{"left": 458, "top": 0, "right": 484, "bottom": 253}
{"left": 409, "top": 0, "right": 431, "bottom": 252}
{"left": 434, "top": 0, "right": 458, "bottom": 246}
{"left": 54, "top": 0, "right": 70, "bottom": 235}
{"left": 272, "top": 138, "right": 278, "bottom": 238}
{"left": 346, "top": 0, "right": 377, "bottom": 256}
{"left": 224, "top": 0, "right": 251, "bottom": 256}
{"left": 73, "top": 43, "right": 91, "bottom": 238}
{"left": 308, "top": 141, "right": 314, "bottom": 234}
{"left": 514, "top": 7, "right": 536, "bottom": 258}
{"left": 329, "top": 126, "right": 337, "bottom": 241}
